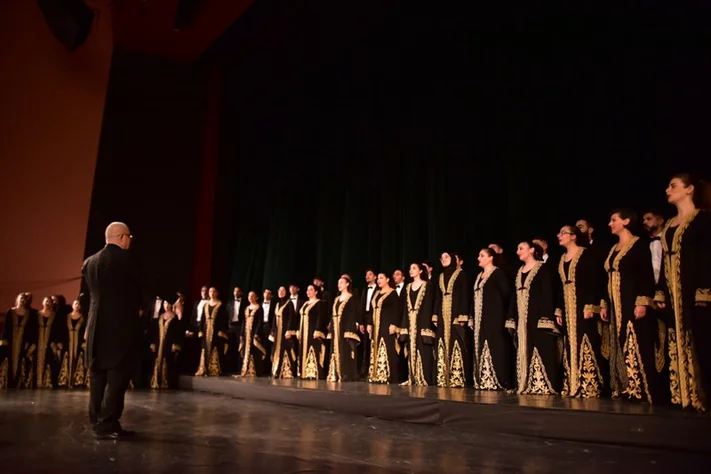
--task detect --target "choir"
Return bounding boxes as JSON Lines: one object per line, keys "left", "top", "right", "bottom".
{"left": 1, "top": 173, "right": 709, "bottom": 414}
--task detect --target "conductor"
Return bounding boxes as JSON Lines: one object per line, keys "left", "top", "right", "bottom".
{"left": 83, "top": 222, "right": 142, "bottom": 440}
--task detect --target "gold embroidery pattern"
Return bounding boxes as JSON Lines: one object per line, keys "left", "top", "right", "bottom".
{"left": 150, "top": 317, "right": 174, "bottom": 389}
{"left": 405, "top": 283, "right": 427, "bottom": 385}
{"left": 329, "top": 295, "right": 353, "bottom": 382}
{"left": 36, "top": 312, "right": 56, "bottom": 389}
{"left": 696, "top": 289, "right": 711, "bottom": 303}
{"left": 370, "top": 337, "right": 391, "bottom": 383}
{"left": 514, "top": 263, "right": 543, "bottom": 394}
{"left": 655, "top": 320, "right": 666, "bottom": 373}
{"left": 436, "top": 268, "right": 462, "bottom": 387}
{"left": 472, "top": 268, "right": 495, "bottom": 382}
{"left": 604, "top": 236, "right": 639, "bottom": 338}
{"left": 271, "top": 301, "right": 288, "bottom": 378}
{"left": 562, "top": 345, "right": 570, "bottom": 396}
{"left": 523, "top": 347, "right": 556, "bottom": 395}
{"left": 0, "top": 359, "right": 8, "bottom": 389}
{"left": 280, "top": 351, "right": 294, "bottom": 379}
{"left": 476, "top": 340, "right": 502, "bottom": 390}
{"left": 558, "top": 248, "right": 585, "bottom": 396}
{"left": 195, "top": 302, "right": 222, "bottom": 376}
{"left": 61, "top": 316, "right": 84, "bottom": 387}
{"left": 240, "top": 307, "right": 258, "bottom": 377}
{"left": 622, "top": 320, "right": 651, "bottom": 403}
{"left": 300, "top": 299, "right": 320, "bottom": 379}
{"left": 10, "top": 312, "right": 28, "bottom": 381}
{"left": 578, "top": 334, "right": 602, "bottom": 398}
{"left": 436, "top": 339, "right": 446, "bottom": 387}
{"left": 449, "top": 340, "right": 465, "bottom": 388}
{"left": 369, "top": 291, "right": 394, "bottom": 383}
{"left": 661, "top": 209, "right": 705, "bottom": 410}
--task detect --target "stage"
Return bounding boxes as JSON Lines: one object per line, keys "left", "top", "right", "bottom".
{"left": 180, "top": 376, "right": 710, "bottom": 453}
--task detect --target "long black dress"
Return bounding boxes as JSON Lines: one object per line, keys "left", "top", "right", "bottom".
{"left": 0, "top": 309, "right": 38, "bottom": 389}
{"left": 658, "top": 209, "right": 711, "bottom": 411}
{"left": 369, "top": 290, "right": 403, "bottom": 384}
{"left": 270, "top": 298, "right": 299, "bottom": 379}
{"left": 150, "top": 314, "right": 183, "bottom": 389}
{"left": 327, "top": 294, "right": 360, "bottom": 382}
{"left": 556, "top": 248, "right": 605, "bottom": 398}
{"left": 472, "top": 267, "right": 513, "bottom": 390}
{"left": 34, "top": 311, "right": 62, "bottom": 389}
{"left": 603, "top": 237, "right": 661, "bottom": 403}
{"left": 507, "top": 262, "right": 562, "bottom": 394}
{"left": 240, "top": 306, "right": 266, "bottom": 377}
{"left": 195, "top": 301, "right": 229, "bottom": 377}
{"left": 434, "top": 267, "right": 471, "bottom": 388}
{"left": 57, "top": 314, "right": 88, "bottom": 388}
{"left": 299, "top": 299, "right": 328, "bottom": 380}
{"left": 401, "top": 282, "right": 436, "bottom": 386}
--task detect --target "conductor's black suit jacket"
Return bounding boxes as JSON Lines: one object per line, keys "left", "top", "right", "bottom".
{"left": 82, "top": 244, "right": 142, "bottom": 370}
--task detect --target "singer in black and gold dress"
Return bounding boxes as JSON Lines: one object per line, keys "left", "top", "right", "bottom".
{"left": 433, "top": 252, "right": 471, "bottom": 388}
{"left": 149, "top": 300, "right": 183, "bottom": 389}
{"left": 35, "top": 296, "right": 61, "bottom": 389}
{"left": 657, "top": 173, "right": 711, "bottom": 411}
{"left": 327, "top": 276, "right": 360, "bottom": 382}
{"left": 299, "top": 285, "right": 328, "bottom": 380}
{"left": 270, "top": 286, "right": 299, "bottom": 378}
{"left": 400, "top": 263, "right": 435, "bottom": 386}
{"left": 472, "top": 249, "right": 513, "bottom": 391}
{"left": 368, "top": 273, "right": 403, "bottom": 384}
{"left": 239, "top": 291, "right": 267, "bottom": 377}
{"left": 58, "top": 299, "right": 88, "bottom": 388}
{"left": 0, "top": 293, "right": 38, "bottom": 389}
{"left": 556, "top": 225, "right": 605, "bottom": 398}
{"left": 507, "top": 241, "right": 562, "bottom": 395}
{"left": 195, "top": 287, "right": 228, "bottom": 377}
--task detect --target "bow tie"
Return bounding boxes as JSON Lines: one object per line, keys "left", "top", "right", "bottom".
{"left": 264, "top": 302, "right": 270, "bottom": 305}
{"left": 291, "top": 297, "right": 296, "bottom": 300}
{"left": 650, "top": 236, "right": 661, "bottom": 241}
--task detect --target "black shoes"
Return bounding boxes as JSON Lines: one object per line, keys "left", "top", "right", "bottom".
{"left": 93, "top": 426, "right": 137, "bottom": 440}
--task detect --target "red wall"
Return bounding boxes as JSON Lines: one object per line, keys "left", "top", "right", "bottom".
{"left": 0, "top": 1, "right": 114, "bottom": 314}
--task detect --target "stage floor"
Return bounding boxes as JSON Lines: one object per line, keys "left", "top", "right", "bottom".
{"left": 2, "top": 390, "right": 711, "bottom": 473}
{"left": 181, "top": 376, "right": 711, "bottom": 453}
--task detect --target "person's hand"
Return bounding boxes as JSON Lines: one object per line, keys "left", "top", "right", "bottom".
{"left": 556, "top": 316, "right": 563, "bottom": 326}
{"left": 634, "top": 305, "right": 647, "bottom": 319}
{"left": 285, "top": 333, "right": 292, "bottom": 339}
{"left": 600, "top": 308, "right": 609, "bottom": 322}
{"left": 657, "top": 302, "right": 666, "bottom": 309}
{"left": 696, "top": 302, "right": 708, "bottom": 307}
{"left": 359, "top": 324, "right": 366, "bottom": 334}
{"left": 389, "top": 326, "right": 396, "bottom": 335}
{"left": 583, "top": 311, "right": 594, "bottom": 320}
{"left": 367, "top": 325, "right": 372, "bottom": 336}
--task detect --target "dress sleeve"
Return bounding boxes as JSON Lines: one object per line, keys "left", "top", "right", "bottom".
{"left": 694, "top": 211, "right": 711, "bottom": 304}
{"left": 634, "top": 241, "right": 656, "bottom": 308}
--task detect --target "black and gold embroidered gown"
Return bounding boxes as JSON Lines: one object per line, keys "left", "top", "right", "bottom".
{"left": 57, "top": 313, "right": 88, "bottom": 388}
{"left": 270, "top": 298, "right": 299, "bottom": 379}
{"left": 556, "top": 248, "right": 605, "bottom": 398}
{"left": 400, "top": 282, "right": 436, "bottom": 386}
{"left": 657, "top": 209, "right": 711, "bottom": 411}
{"left": 299, "top": 299, "right": 328, "bottom": 380}
{"left": 34, "top": 311, "right": 61, "bottom": 389}
{"left": 433, "top": 267, "right": 471, "bottom": 388}
{"left": 150, "top": 314, "right": 183, "bottom": 389}
{"left": 327, "top": 294, "right": 360, "bottom": 382}
{"left": 0, "top": 309, "right": 38, "bottom": 389}
{"left": 195, "top": 301, "right": 228, "bottom": 377}
{"left": 506, "top": 262, "right": 561, "bottom": 394}
{"left": 240, "top": 306, "right": 266, "bottom": 377}
{"left": 602, "top": 237, "right": 661, "bottom": 403}
{"left": 472, "top": 267, "right": 513, "bottom": 390}
{"left": 368, "top": 290, "right": 403, "bottom": 384}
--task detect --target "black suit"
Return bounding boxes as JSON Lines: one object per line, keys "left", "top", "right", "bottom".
{"left": 358, "top": 285, "right": 377, "bottom": 378}
{"left": 226, "top": 298, "right": 245, "bottom": 373}
{"left": 82, "top": 243, "right": 142, "bottom": 434}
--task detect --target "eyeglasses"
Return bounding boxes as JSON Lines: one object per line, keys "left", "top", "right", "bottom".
{"left": 557, "top": 231, "right": 574, "bottom": 236}
{"left": 119, "top": 234, "right": 134, "bottom": 240}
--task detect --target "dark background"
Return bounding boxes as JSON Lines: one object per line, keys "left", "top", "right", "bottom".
{"left": 87, "top": 2, "right": 711, "bottom": 300}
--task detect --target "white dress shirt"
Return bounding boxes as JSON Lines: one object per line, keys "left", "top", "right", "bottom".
{"left": 153, "top": 299, "right": 162, "bottom": 319}
{"left": 395, "top": 283, "right": 403, "bottom": 296}
{"left": 262, "top": 300, "right": 271, "bottom": 323}
{"left": 650, "top": 236, "right": 663, "bottom": 285}
{"left": 542, "top": 253, "right": 549, "bottom": 263}
{"left": 231, "top": 298, "right": 242, "bottom": 322}
{"left": 196, "top": 299, "right": 207, "bottom": 322}
{"left": 365, "top": 285, "right": 375, "bottom": 311}
{"left": 290, "top": 296, "right": 298, "bottom": 311}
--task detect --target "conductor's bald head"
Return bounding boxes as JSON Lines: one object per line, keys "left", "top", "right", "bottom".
{"left": 105, "top": 222, "right": 133, "bottom": 250}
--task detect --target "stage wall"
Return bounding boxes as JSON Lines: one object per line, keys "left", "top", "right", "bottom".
{"left": 0, "top": 1, "right": 114, "bottom": 312}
